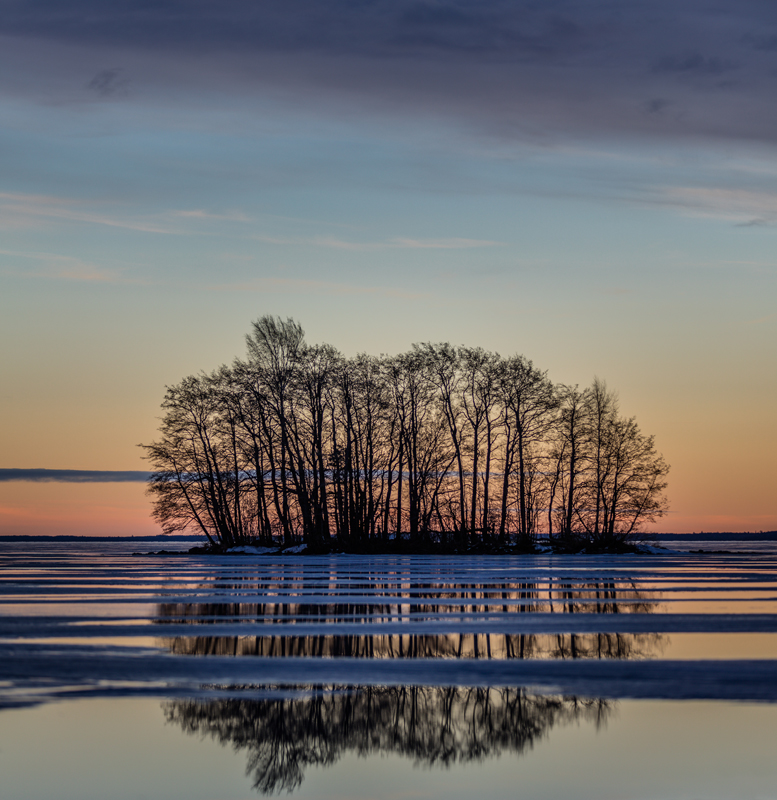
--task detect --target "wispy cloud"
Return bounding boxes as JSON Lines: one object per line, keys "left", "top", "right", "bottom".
{"left": 0, "top": 248, "right": 124, "bottom": 283}
{"left": 601, "top": 287, "right": 630, "bottom": 296}
{"left": 392, "top": 237, "right": 502, "bottom": 249}
{"left": 312, "top": 236, "right": 502, "bottom": 251}
{"left": 0, "top": 469, "right": 150, "bottom": 483}
{"left": 209, "top": 277, "right": 424, "bottom": 300}
{"left": 232, "top": 233, "right": 501, "bottom": 249}
{"left": 745, "top": 312, "right": 776, "bottom": 325}
{"left": 734, "top": 218, "right": 769, "bottom": 228}
{"left": 654, "top": 186, "right": 777, "bottom": 225}
{"left": 52, "top": 262, "right": 121, "bottom": 282}
{"left": 0, "top": 194, "right": 499, "bottom": 252}
{"left": 172, "top": 209, "right": 251, "bottom": 223}
{"left": 1, "top": 194, "right": 299, "bottom": 239}
{"left": 0, "top": 191, "right": 182, "bottom": 234}
{"left": 248, "top": 233, "right": 299, "bottom": 245}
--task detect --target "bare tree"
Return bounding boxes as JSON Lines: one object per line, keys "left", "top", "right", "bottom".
{"left": 501, "top": 356, "right": 557, "bottom": 546}
{"left": 143, "top": 316, "right": 669, "bottom": 551}
{"left": 144, "top": 372, "right": 251, "bottom": 546}
{"left": 245, "top": 316, "right": 306, "bottom": 545}
{"left": 549, "top": 385, "right": 590, "bottom": 542}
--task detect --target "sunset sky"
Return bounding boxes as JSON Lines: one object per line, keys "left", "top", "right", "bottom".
{"left": 1, "top": 1, "right": 775, "bottom": 535}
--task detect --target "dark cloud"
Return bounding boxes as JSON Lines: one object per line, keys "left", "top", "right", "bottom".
{"left": 0, "top": 1, "right": 586, "bottom": 55}
{"left": 653, "top": 54, "right": 738, "bottom": 75}
{"left": 734, "top": 218, "right": 769, "bottom": 227}
{"left": 646, "top": 98, "right": 671, "bottom": 114}
{"left": 742, "top": 32, "right": 777, "bottom": 51}
{"left": 87, "top": 67, "right": 128, "bottom": 97}
{"left": 3, "top": 1, "right": 777, "bottom": 144}
{"left": 0, "top": 469, "right": 150, "bottom": 483}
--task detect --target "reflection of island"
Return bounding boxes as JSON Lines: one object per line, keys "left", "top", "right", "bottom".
{"left": 164, "top": 686, "right": 611, "bottom": 794}
{"left": 156, "top": 577, "right": 663, "bottom": 661}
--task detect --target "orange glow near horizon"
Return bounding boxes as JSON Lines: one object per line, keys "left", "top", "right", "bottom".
{"left": 0, "top": 479, "right": 774, "bottom": 537}
{"left": 0, "top": 482, "right": 158, "bottom": 538}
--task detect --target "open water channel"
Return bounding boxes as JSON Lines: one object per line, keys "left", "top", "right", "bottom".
{"left": 1, "top": 540, "right": 777, "bottom": 799}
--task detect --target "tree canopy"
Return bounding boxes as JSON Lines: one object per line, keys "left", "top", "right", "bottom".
{"left": 143, "top": 315, "right": 669, "bottom": 551}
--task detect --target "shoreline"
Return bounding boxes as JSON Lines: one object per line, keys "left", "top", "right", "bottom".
{"left": 146, "top": 540, "right": 677, "bottom": 557}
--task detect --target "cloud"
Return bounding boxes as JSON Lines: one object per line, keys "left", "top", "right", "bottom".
{"left": 172, "top": 209, "right": 251, "bottom": 223}
{"left": 0, "top": 247, "right": 124, "bottom": 282}
{"left": 313, "top": 236, "right": 502, "bottom": 250}
{"left": 0, "top": 194, "right": 326, "bottom": 242}
{"left": 658, "top": 186, "right": 777, "bottom": 224}
{"left": 652, "top": 54, "right": 737, "bottom": 75}
{"left": 87, "top": 67, "right": 129, "bottom": 97}
{"left": 742, "top": 33, "right": 777, "bottom": 52}
{"left": 55, "top": 263, "right": 121, "bottom": 282}
{"left": 1, "top": 195, "right": 258, "bottom": 237}
{"left": 0, "top": 1, "right": 589, "bottom": 58}
{"left": 0, "top": 469, "right": 150, "bottom": 483}
{"left": 0, "top": 191, "right": 182, "bottom": 234}
{"left": 209, "top": 277, "right": 424, "bottom": 300}
{"left": 391, "top": 236, "right": 502, "bottom": 249}
{"left": 745, "top": 311, "right": 776, "bottom": 325}
{"left": 646, "top": 98, "right": 671, "bottom": 114}
{"left": 734, "top": 218, "right": 769, "bottom": 228}
{"left": 3, "top": 2, "right": 777, "bottom": 145}
{"left": 0, "top": 195, "right": 498, "bottom": 255}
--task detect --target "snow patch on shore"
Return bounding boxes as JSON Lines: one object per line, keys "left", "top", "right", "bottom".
{"left": 224, "top": 545, "right": 280, "bottom": 555}
{"left": 281, "top": 544, "right": 308, "bottom": 554}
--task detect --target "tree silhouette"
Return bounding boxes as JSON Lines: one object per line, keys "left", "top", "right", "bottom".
{"left": 143, "top": 315, "right": 669, "bottom": 549}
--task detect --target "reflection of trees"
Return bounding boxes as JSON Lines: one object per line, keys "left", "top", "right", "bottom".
{"left": 160, "top": 627, "right": 662, "bottom": 660}
{"left": 157, "top": 577, "right": 663, "bottom": 661}
{"left": 164, "top": 686, "right": 611, "bottom": 794}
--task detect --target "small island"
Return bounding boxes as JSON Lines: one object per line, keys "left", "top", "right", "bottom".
{"left": 143, "top": 316, "right": 669, "bottom": 555}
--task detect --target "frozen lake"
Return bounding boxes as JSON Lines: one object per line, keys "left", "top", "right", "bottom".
{"left": 2, "top": 540, "right": 777, "bottom": 798}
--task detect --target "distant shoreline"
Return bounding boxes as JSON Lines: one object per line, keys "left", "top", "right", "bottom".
{"left": 0, "top": 534, "right": 201, "bottom": 542}
{"left": 655, "top": 531, "right": 777, "bottom": 541}
{"left": 2, "top": 532, "right": 776, "bottom": 542}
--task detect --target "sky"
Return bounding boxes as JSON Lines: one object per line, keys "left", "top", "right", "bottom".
{"left": 1, "top": 0, "right": 775, "bottom": 535}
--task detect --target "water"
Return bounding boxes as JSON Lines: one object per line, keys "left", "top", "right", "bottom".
{"left": 2, "top": 540, "right": 777, "bottom": 798}
{"left": 654, "top": 535, "right": 777, "bottom": 555}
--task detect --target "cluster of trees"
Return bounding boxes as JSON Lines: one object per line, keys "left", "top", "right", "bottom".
{"left": 144, "top": 316, "right": 668, "bottom": 550}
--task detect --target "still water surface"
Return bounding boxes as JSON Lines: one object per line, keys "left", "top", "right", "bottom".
{"left": 1, "top": 540, "right": 777, "bottom": 798}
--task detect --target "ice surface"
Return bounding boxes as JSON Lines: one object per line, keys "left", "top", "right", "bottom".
{"left": 2, "top": 541, "right": 777, "bottom": 707}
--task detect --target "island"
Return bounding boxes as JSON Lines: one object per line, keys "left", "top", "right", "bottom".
{"left": 143, "top": 316, "right": 669, "bottom": 555}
